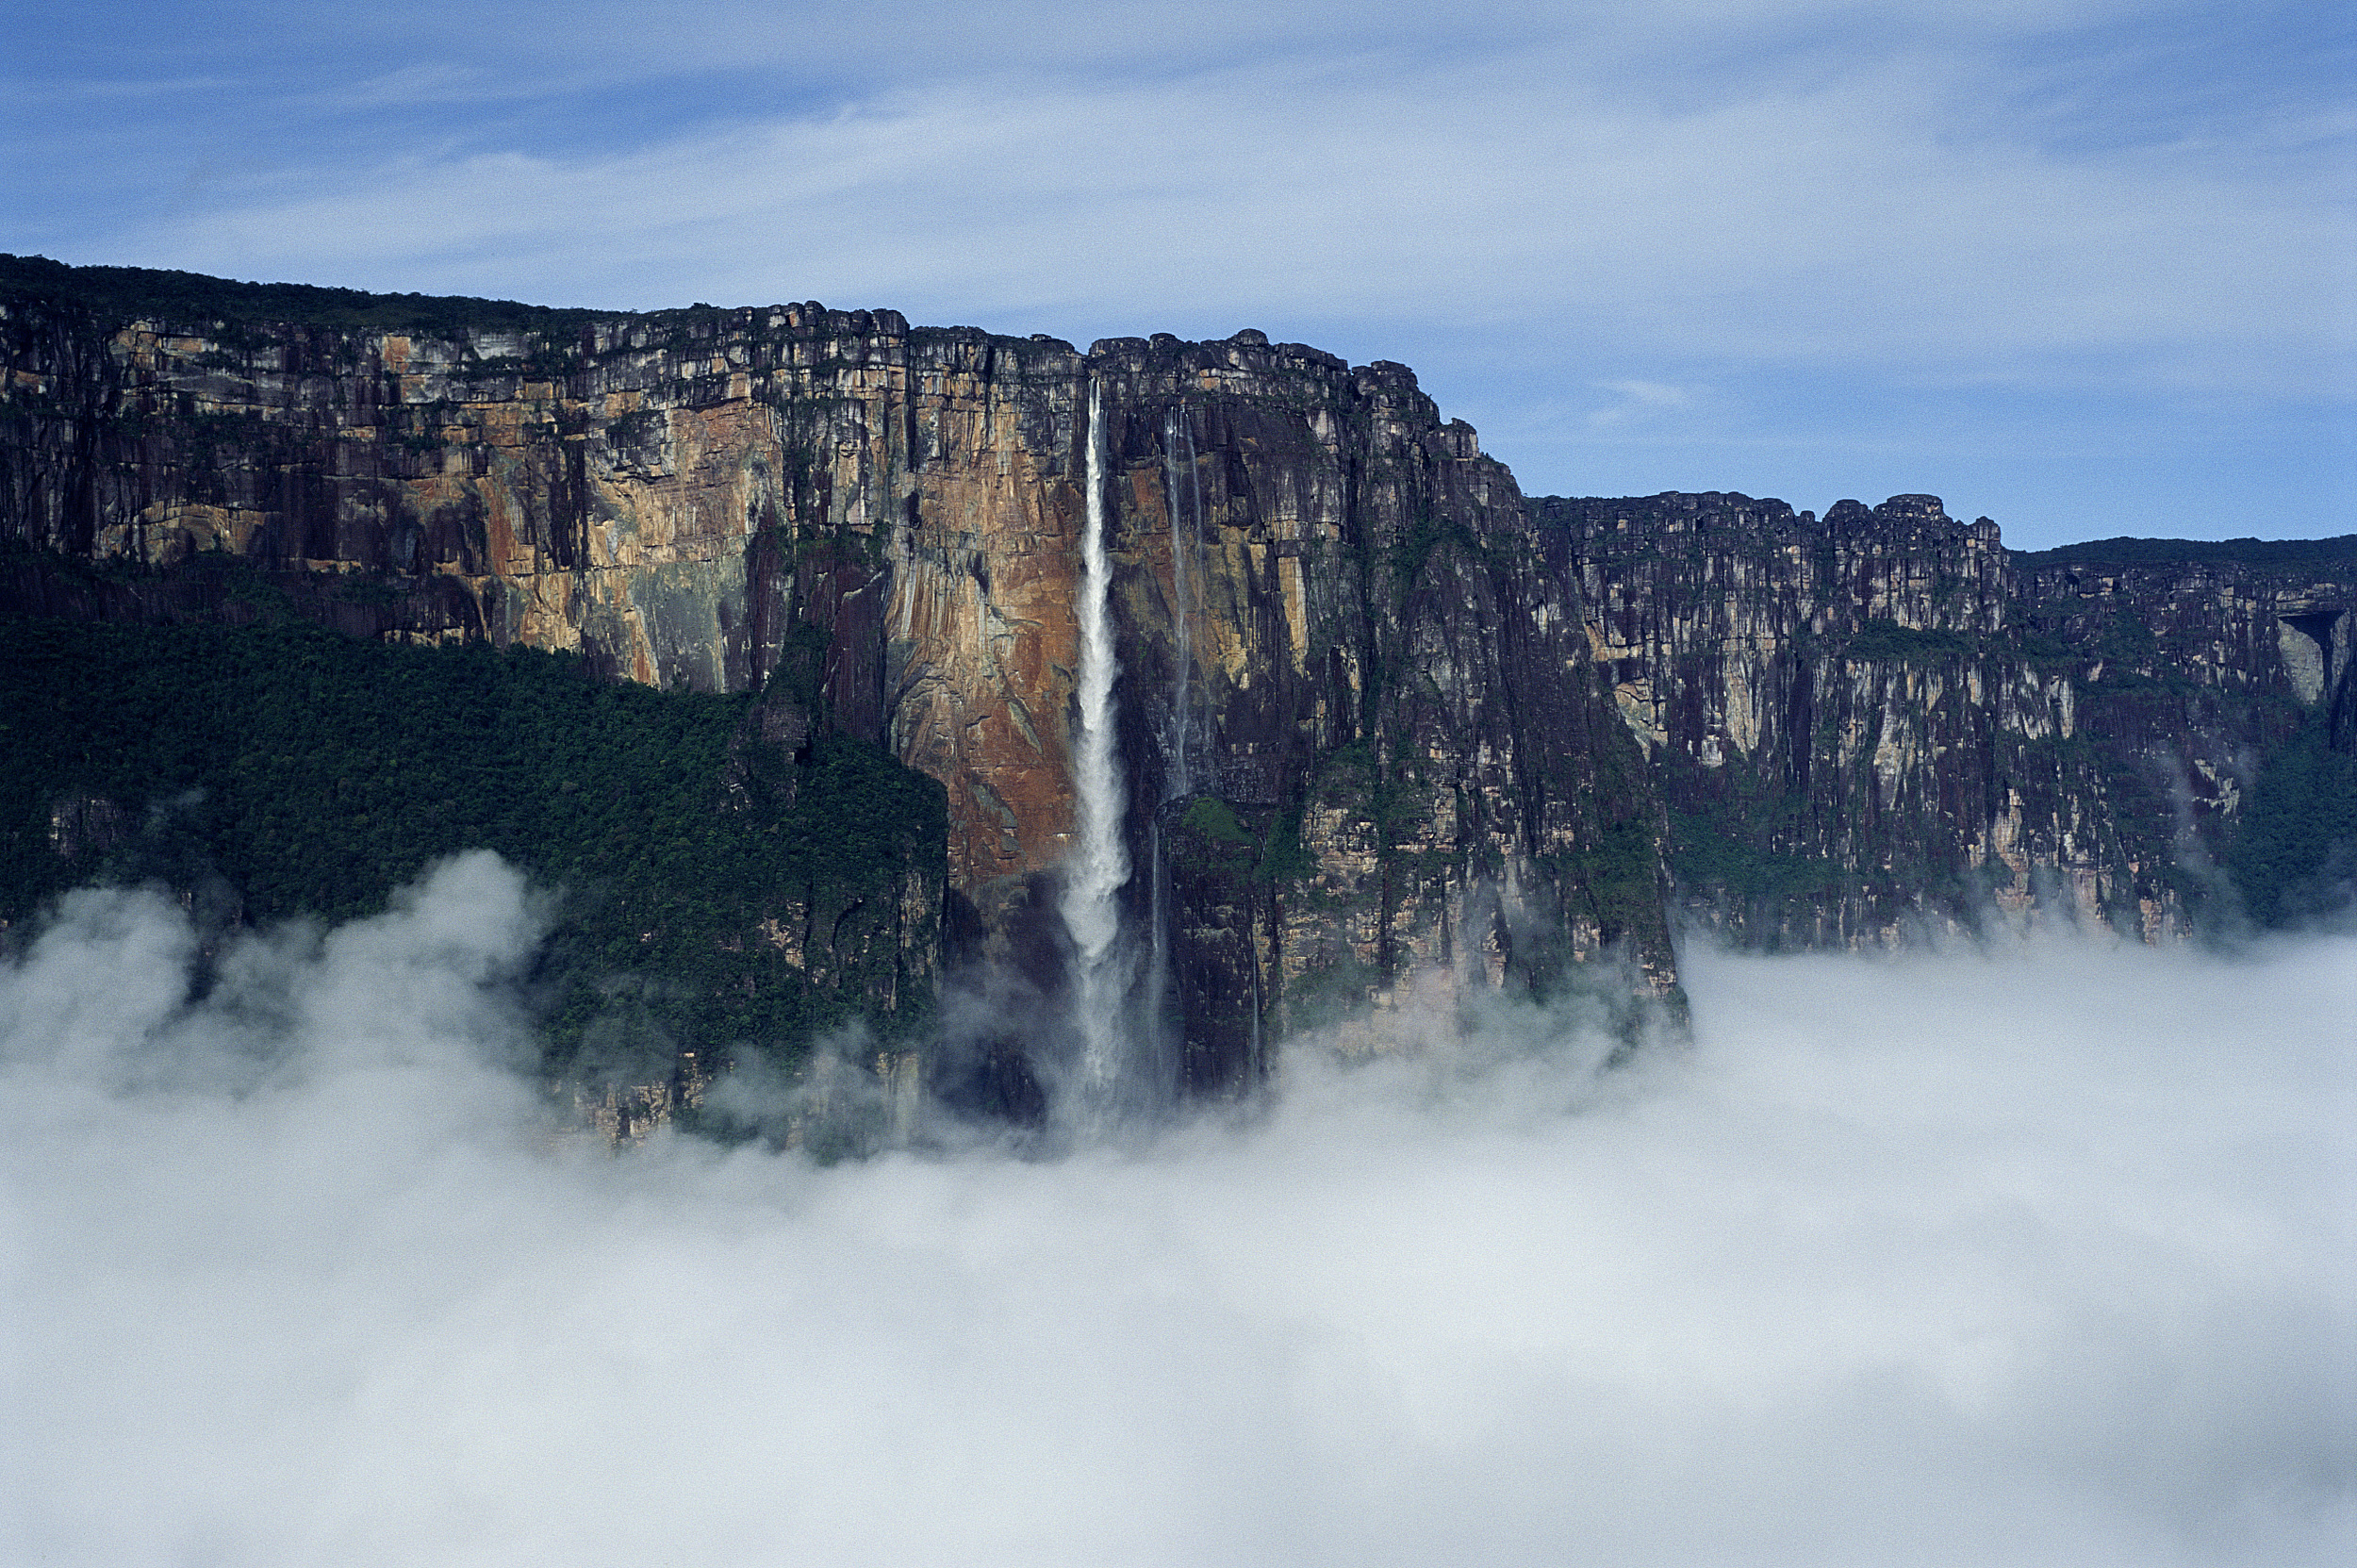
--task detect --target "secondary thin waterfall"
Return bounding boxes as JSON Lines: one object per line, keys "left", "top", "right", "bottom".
{"left": 1063, "top": 379, "right": 1131, "bottom": 1114}
{"left": 1150, "top": 409, "right": 1204, "bottom": 1093}
{"left": 1162, "top": 409, "right": 1204, "bottom": 799}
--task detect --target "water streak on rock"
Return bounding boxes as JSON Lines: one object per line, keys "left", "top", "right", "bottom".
{"left": 1163, "top": 409, "right": 1204, "bottom": 799}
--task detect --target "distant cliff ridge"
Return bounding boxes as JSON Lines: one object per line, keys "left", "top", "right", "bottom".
{"left": 4, "top": 256, "right": 2350, "bottom": 1116}
{"left": 1536, "top": 493, "right": 2353, "bottom": 946}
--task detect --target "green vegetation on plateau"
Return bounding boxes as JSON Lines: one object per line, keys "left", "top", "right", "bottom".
{"left": 0, "top": 614, "right": 945, "bottom": 1081}
{"left": 2, "top": 253, "right": 602, "bottom": 338}
{"left": 2016, "top": 536, "right": 2357, "bottom": 572}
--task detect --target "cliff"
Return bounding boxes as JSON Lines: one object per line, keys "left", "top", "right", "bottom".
{"left": 1534, "top": 492, "right": 2355, "bottom": 945}
{"left": 1, "top": 257, "right": 1677, "bottom": 1115}
{"left": 5, "top": 258, "right": 2349, "bottom": 1121}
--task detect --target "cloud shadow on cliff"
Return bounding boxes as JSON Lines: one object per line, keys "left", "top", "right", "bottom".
{"left": 3, "top": 854, "right": 2350, "bottom": 1566}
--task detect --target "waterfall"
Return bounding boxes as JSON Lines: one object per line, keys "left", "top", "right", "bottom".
{"left": 1063, "top": 379, "right": 1132, "bottom": 1118}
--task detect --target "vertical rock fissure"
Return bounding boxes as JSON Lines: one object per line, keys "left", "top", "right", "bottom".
{"left": 1063, "top": 377, "right": 1133, "bottom": 1121}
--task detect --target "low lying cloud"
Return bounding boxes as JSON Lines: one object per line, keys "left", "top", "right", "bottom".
{"left": 4, "top": 854, "right": 2350, "bottom": 1565}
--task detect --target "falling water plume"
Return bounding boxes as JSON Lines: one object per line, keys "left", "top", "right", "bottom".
{"left": 1062, "top": 379, "right": 1132, "bottom": 1121}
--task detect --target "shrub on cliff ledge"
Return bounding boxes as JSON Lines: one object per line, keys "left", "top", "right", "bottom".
{"left": 2228, "top": 712, "right": 2357, "bottom": 929}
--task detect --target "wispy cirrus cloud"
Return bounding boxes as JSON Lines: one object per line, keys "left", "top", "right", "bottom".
{"left": 1590, "top": 381, "right": 1700, "bottom": 428}
{"left": 3, "top": 1, "right": 2348, "bottom": 539}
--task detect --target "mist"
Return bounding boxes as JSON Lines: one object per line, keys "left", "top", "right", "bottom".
{"left": 4, "top": 852, "right": 2350, "bottom": 1566}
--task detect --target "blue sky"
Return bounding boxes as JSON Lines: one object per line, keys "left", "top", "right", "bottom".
{"left": 6, "top": 1, "right": 2350, "bottom": 548}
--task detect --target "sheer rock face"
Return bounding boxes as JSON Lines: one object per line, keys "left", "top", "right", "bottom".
{"left": 2, "top": 294, "right": 1678, "bottom": 1096}
{"left": 1074, "top": 338, "right": 1678, "bottom": 1082}
{"left": 0, "top": 301, "right": 1097, "bottom": 882}
{"left": 1535, "top": 493, "right": 2354, "bottom": 946}
{"left": 12, "top": 273, "right": 2346, "bottom": 1093}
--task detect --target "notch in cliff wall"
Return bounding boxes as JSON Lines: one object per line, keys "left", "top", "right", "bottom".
{"left": 2278, "top": 609, "right": 2346, "bottom": 706}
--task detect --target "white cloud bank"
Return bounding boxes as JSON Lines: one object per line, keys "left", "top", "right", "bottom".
{"left": 3, "top": 853, "right": 2352, "bottom": 1566}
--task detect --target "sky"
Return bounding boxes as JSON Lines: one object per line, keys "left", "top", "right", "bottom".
{"left": 4, "top": 852, "right": 2352, "bottom": 1565}
{"left": 3, "top": 1, "right": 2351, "bottom": 546}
